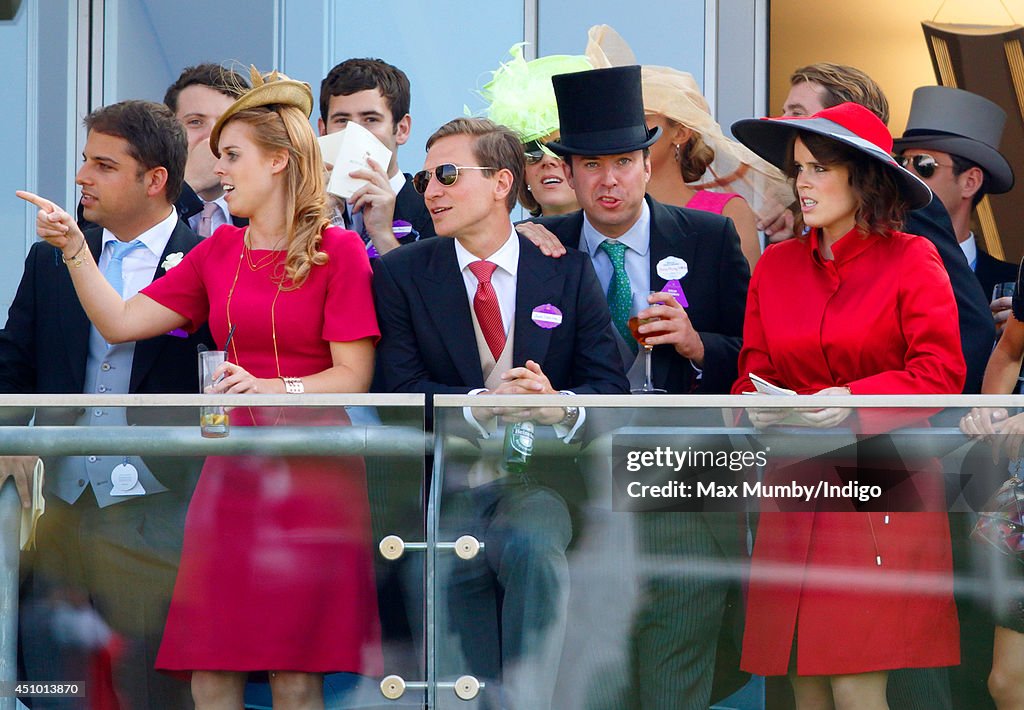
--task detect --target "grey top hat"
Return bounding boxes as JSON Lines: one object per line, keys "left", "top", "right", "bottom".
{"left": 546, "top": 65, "right": 662, "bottom": 156}
{"left": 893, "top": 86, "right": 1014, "bottom": 194}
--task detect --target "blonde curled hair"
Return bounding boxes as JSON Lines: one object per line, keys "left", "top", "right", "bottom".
{"left": 226, "top": 105, "right": 330, "bottom": 288}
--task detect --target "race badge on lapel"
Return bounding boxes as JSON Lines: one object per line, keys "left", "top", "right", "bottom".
{"left": 532, "top": 304, "right": 563, "bottom": 329}
{"left": 656, "top": 256, "right": 689, "bottom": 307}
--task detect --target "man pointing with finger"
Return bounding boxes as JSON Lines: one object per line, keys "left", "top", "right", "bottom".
{"left": 10, "top": 100, "right": 211, "bottom": 707}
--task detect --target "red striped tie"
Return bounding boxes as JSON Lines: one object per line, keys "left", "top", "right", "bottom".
{"left": 468, "top": 260, "right": 505, "bottom": 360}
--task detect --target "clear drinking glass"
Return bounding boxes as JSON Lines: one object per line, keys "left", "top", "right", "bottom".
{"left": 198, "top": 350, "right": 229, "bottom": 438}
{"left": 628, "top": 292, "right": 668, "bottom": 394}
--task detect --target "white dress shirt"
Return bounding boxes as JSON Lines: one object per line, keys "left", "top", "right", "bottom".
{"left": 454, "top": 228, "right": 519, "bottom": 336}
{"left": 455, "top": 229, "right": 583, "bottom": 441}
{"left": 580, "top": 199, "right": 652, "bottom": 316}
{"left": 99, "top": 208, "right": 177, "bottom": 298}
{"left": 960, "top": 233, "right": 978, "bottom": 271}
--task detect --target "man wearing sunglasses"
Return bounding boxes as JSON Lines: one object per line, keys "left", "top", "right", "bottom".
{"left": 894, "top": 86, "right": 1018, "bottom": 334}
{"left": 373, "top": 117, "right": 628, "bottom": 710}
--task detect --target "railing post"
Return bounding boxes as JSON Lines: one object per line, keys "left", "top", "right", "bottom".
{"left": 0, "top": 477, "right": 19, "bottom": 710}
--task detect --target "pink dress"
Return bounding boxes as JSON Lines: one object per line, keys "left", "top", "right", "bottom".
{"left": 685, "top": 189, "right": 742, "bottom": 215}
{"left": 145, "top": 225, "right": 383, "bottom": 674}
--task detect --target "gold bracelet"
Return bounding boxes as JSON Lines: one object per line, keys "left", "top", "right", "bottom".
{"left": 61, "top": 237, "right": 87, "bottom": 268}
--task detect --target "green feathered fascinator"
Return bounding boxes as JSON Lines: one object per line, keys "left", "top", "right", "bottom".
{"left": 478, "top": 44, "right": 592, "bottom": 145}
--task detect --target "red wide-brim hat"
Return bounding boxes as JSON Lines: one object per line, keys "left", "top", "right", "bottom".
{"left": 731, "top": 102, "right": 932, "bottom": 210}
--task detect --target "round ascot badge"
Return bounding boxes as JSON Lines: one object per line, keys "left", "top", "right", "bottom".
{"left": 392, "top": 220, "right": 413, "bottom": 240}
{"left": 656, "top": 256, "right": 688, "bottom": 281}
{"left": 110, "top": 462, "right": 139, "bottom": 492}
{"left": 531, "top": 304, "right": 563, "bottom": 329}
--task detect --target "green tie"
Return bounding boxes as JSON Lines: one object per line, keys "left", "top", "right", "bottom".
{"left": 599, "top": 239, "right": 636, "bottom": 353}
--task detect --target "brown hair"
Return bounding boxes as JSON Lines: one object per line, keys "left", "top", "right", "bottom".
{"left": 84, "top": 100, "right": 187, "bottom": 204}
{"left": 223, "top": 105, "right": 330, "bottom": 288}
{"left": 786, "top": 132, "right": 907, "bottom": 236}
{"left": 319, "top": 58, "right": 410, "bottom": 127}
{"left": 790, "top": 63, "right": 890, "bottom": 125}
{"left": 426, "top": 118, "right": 524, "bottom": 212}
{"left": 163, "top": 63, "right": 249, "bottom": 114}
{"left": 673, "top": 122, "right": 716, "bottom": 182}
{"left": 519, "top": 182, "right": 543, "bottom": 217}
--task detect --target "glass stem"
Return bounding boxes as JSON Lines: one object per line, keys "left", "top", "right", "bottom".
{"left": 645, "top": 346, "right": 654, "bottom": 391}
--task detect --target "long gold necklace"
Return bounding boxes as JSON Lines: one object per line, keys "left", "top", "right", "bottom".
{"left": 225, "top": 231, "right": 285, "bottom": 378}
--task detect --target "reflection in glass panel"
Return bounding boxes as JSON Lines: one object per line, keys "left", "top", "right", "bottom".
{"left": 4, "top": 401, "right": 424, "bottom": 708}
{"left": 103, "top": 0, "right": 275, "bottom": 105}
{"left": 432, "top": 401, "right": 1024, "bottom": 710}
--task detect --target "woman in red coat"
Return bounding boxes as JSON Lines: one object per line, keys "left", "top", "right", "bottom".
{"left": 730, "top": 103, "right": 965, "bottom": 709}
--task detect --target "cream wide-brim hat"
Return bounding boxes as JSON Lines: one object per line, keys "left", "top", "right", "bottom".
{"left": 584, "top": 24, "right": 795, "bottom": 218}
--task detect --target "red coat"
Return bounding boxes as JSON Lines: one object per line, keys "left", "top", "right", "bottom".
{"left": 733, "top": 228, "right": 964, "bottom": 676}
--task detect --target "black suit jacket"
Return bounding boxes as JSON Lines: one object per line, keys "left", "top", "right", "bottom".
{"left": 530, "top": 195, "right": 750, "bottom": 395}
{"left": 372, "top": 234, "right": 627, "bottom": 400}
{"left": 974, "top": 248, "right": 1019, "bottom": 304}
{"left": 0, "top": 219, "right": 215, "bottom": 487}
{"left": 394, "top": 173, "right": 436, "bottom": 243}
{"left": 532, "top": 200, "right": 748, "bottom": 566}
{"left": 905, "top": 198, "right": 994, "bottom": 394}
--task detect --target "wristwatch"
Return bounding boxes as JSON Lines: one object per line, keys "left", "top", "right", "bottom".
{"left": 559, "top": 405, "right": 580, "bottom": 428}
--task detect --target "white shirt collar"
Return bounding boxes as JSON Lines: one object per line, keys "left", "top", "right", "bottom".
{"left": 454, "top": 228, "right": 519, "bottom": 278}
{"left": 101, "top": 207, "right": 177, "bottom": 257}
{"left": 581, "top": 199, "right": 651, "bottom": 257}
{"left": 390, "top": 170, "right": 408, "bottom": 196}
{"left": 960, "top": 232, "right": 977, "bottom": 268}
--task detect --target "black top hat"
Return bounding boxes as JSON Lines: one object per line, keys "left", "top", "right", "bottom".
{"left": 546, "top": 65, "right": 662, "bottom": 156}
{"left": 893, "top": 86, "right": 1014, "bottom": 194}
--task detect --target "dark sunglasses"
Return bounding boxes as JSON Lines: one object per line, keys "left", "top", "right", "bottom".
{"left": 412, "top": 164, "right": 497, "bottom": 193}
{"left": 523, "top": 140, "right": 546, "bottom": 165}
{"left": 895, "top": 153, "right": 954, "bottom": 179}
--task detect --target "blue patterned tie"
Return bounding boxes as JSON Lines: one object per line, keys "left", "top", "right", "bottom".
{"left": 103, "top": 240, "right": 144, "bottom": 297}
{"left": 599, "top": 239, "right": 636, "bottom": 353}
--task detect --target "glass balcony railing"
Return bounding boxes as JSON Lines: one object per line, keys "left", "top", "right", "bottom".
{"left": 429, "top": 395, "right": 1024, "bottom": 710}
{"left": 0, "top": 394, "right": 425, "bottom": 710}
{"left": 2, "top": 394, "right": 1022, "bottom": 710}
